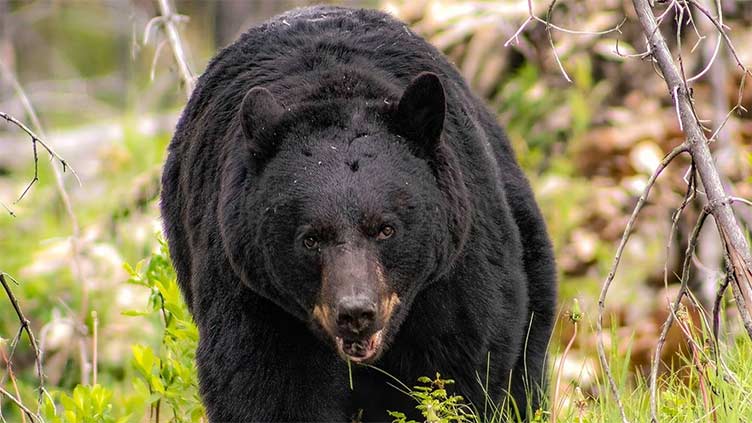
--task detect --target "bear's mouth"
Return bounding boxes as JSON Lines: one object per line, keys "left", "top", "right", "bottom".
{"left": 335, "top": 329, "right": 384, "bottom": 363}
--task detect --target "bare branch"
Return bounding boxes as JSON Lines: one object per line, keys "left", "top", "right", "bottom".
{"left": 687, "top": 35, "right": 721, "bottom": 83}
{"left": 1, "top": 51, "right": 93, "bottom": 382}
{"left": 544, "top": 0, "right": 571, "bottom": 83}
{"left": 527, "top": 0, "right": 625, "bottom": 36}
{"left": 731, "top": 196, "right": 752, "bottom": 209}
{"left": 633, "top": 0, "right": 752, "bottom": 341}
{"left": 0, "top": 386, "right": 41, "bottom": 423}
{"left": 153, "top": 0, "right": 195, "bottom": 97}
{"left": 0, "top": 343, "right": 27, "bottom": 423}
{"left": 0, "top": 199, "right": 15, "bottom": 217}
{"left": 663, "top": 163, "right": 696, "bottom": 293}
{"left": 150, "top": 39, "right": 168, "bottom": 82}
{"left": 0, "top": 111, "right": 80, "bottom": 212}
{"left": 713, "top": 271, "right": 730, "bottom": 342}
{"left": 688, "top": 0, "right": 752, "bottom": 77}
{"left": 649, "top": 203, "right": 710, "bottom": 422}
{"left": 503, "top": 0, "right": 625, "bottom": 82}
{"left": 595, "top": 144, "right": 689, "bottom": 423}
{"left": 551, "top": 301, "right": 581, "bottom": 423}
{"left": 0, "top": 274, "right": 45, "bottom": 411}
{"left": 92, "top": 311, "right": 98, "bottom": 386}
{"left": 504, "top": 16, "right": 532, "bottom": 47}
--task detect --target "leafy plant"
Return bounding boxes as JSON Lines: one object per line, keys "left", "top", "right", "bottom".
{"left": 125, "top": 237, "right": 204, "bottom": 422}
{"left": 389, "top": 373, "right": 474, "bottom": 423}
{"left": 44, "top": 384, "right": 124, "bottom": 423}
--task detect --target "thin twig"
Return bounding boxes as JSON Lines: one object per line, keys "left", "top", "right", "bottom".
{"left": 663, "top": 162, "right": 696, "bottom": 297}
{"left": 0, "top": 111, "right": 79, "bottom": 210}
{"left": 0, "top": 345, "right": 27, "bottom": 423}
{"left": 504, "top": 16, "right": 532, "bottom": 47}
{"left": 0, "top": 274, "right": 44, "bottom": 409}
{"left": 649, "top": 205, "right": 711, "bottom": 422}
{"left": 0, "top": 113, "right": 71, "bottom": 173}
{"left": 633, "top": 0, "right": 752, "bottom": 341}
{"left": 731, "top": 197, "right": 752, "bottom": 208}
{"left": 655, "top": 0, "right": 677, "bottom": 25}
{"left": 154, "top": 0, "right": 195, "bottom": 97}
{"left": 675, "top": 304, "right": 717, "bottom": 423}
{"left": 0, "top": 199, "right": 14, "bottom": 217}
{"left": 1, "top": 57, "right": 92, "bottom": 386}
{"left": 687, "top": 34, "right": 721, "bottom": 83}
{"left": 544, "top": 0, "right": 571, "bottom": 83}
{"left": 0, "top": 64, "right": 86, "bottom": 306}
{"left": 681, "top": 289, "right": 740, "bottom": 388}
{"left": 503, "top": 0, "right": 625, "bottom": 82}
{"left": 0, "top": 387, "right": 40, "bottom": 423}
{"left": 92, "top": 311, "right": 98, "bottom": 385}
{"left": 688, "top": 0, "right": 752, "bottom": 78}
{"left": 150, "top": 39, "right": 168, "bottom": 82}
{"left": 525, "top": 0, "right": 625, "bottom": 36}
{"left": 551, "top": 301, "right": 580, "bottom": 423}
{"left": 712, "top": 272, "right": 730, "bottom": 346}
{"left": 595, "top": 144, "right": 688, "bottom": 423}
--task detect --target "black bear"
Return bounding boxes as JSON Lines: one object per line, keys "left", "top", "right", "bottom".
{"left": 161, "top": 6, "right": 556, "bottom": 422}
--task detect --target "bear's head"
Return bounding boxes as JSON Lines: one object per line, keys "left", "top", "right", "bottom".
{"left": 218, "top": 73, "right": 470, "bottom": 363}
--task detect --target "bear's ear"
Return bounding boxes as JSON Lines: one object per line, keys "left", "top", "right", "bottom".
{"left": 395, "top": 72, "right": 446, "bottom": 152}
{"left": 240, "top": 87, "right": 285, "bottom": 157}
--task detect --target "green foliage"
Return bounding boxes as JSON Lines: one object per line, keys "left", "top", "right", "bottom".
{"left": 44, "top": 385, "right": 125, "bottom": 423}
{"left": 388, "top": 330, "right": 752, "bottom": 423}
{"left": 125, "top": 237, "right": 204, "bottom": 422}
{"left": 33, "top": 238, "right": 203, "bottom": 422}
{"left": 389, "top": 373, "right": 474, "bottom": 423}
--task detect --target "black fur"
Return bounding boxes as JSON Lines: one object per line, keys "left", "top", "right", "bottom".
{"left": 160, "top": 6, "right": 557, "bottom": 422}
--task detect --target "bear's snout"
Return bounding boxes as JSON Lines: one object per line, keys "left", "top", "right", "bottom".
{"left": 335, "top": 295, "right": 378, "bottom": 338}
{"left": 311, "top": 245, "right": 395, "bottom": 362}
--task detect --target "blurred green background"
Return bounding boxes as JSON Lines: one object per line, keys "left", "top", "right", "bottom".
{"left": 1, "top": 1, "right": 751, "bottom": 422}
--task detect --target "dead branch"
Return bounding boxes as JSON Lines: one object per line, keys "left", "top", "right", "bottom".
{"left": 544, "top": 0, "right": 572, "bottom": 83}
{"left": 664, "top": 163, "right": 696, "bottom": 293}
{"left": 626, "top": 2, "right": 752, "bottom": 420}
{"left": 0, "top": 112, "right": 81, "bottom": 216}
{"left": 595, "top": 144, "right": 688, "bottom": 423}
{"left": 0, "top": 274, "right": 45, "bottom": 416}
{"left": 504, "top": 0, "right": 626, "bottom": 82}
{"left": 632, "top": 0, "right": 752, "bottom": 341}
{"left": 649, "top": 202, "right": 711, "bottom": 421}
{"left": 713, "top": 271, "right": 731, "bottom": 340}
{"left": 153, "top": 0, "right": 195, "bottom": 98}
{"left": 1, "top": 55, "right": 92, "bottom": 383}
{"left": 688, "top": 0, "right": 752, "bottom": 78}
{"left": 0, "top": 386, "right": 41, "bottom": 423}
{"left": 0, "top": 113, "right": 180, "bottom": 172}
{"left": 0, "top": 111, "right": 78, "bottom": 211}
{"left": 675, "top": 303, "right": 716, "bottom": 423}
{"left": 0, "top": 338, "right": 27, "bottom": 423}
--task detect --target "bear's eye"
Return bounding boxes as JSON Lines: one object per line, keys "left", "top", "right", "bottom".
{"left": 377, "top": 225, "right": 395, "bottom": 240}
{"left": 303, "top": 236, "right": 319, "bottom": 250}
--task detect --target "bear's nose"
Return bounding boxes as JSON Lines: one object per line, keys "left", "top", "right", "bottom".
{"left": 335, "top": 296, "right": 377, "bottom": 337}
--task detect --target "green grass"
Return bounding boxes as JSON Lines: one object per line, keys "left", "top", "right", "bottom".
{"left": 381, "top": 332, "right": 751, "bottom": 423}
{"left": 384, "top": 309, "right": 752, "bottom": 423}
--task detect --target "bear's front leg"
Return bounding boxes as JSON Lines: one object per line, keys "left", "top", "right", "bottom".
{"left": 195, "top": 295, "right": 353, "bottom": 422}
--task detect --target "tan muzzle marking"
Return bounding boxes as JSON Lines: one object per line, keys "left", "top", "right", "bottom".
{"left": 313, "top": 304, "right": 335, "bottom": 336}
{"left": 381, "top": 292, "right": 401, "bottom": 323}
